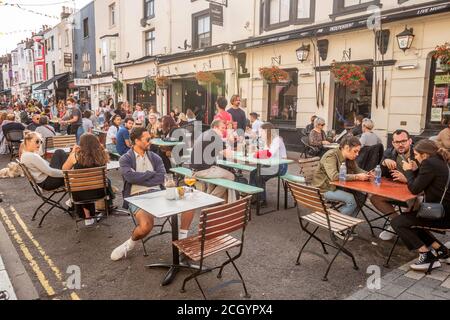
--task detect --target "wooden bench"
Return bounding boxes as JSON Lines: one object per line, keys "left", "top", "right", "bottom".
{"left": 170, "top": 167, "right": 263, "bottom": 196}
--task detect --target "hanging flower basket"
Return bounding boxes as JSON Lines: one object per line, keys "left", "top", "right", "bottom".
{"left": 195, "top": 71, "right": 221, "bottom": 87}
{"left": 259, "top": 66, "right": 289, "bottom": 84}
{"left": 142, "top": 76, "right": 156, "bottom": 93}
{"left": 331, "top": 61, "right": 367, "bottom": 89}
{"left": 156, "top": 76, "right": 170, "bottom": 89}
{"left": 113, "top": 79, "right": 124, "bottom": 95}
{"left": 434, "top": 43, "right": 450, "bottom": 73}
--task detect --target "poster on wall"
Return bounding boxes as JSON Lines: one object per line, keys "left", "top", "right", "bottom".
{"left": 433, "top": 86, "right": 449, "bottom": 107}
{"left": 431, "top": 107, "right": 443, "bottom": 122}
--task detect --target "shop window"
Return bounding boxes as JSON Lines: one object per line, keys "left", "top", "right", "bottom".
{"left": 427, "top": 57, "right": 450, "bottom": 129}
{"left": 332, "top": 0, "right": 380, "bottom": 17}
{"left": 263, "top": 0, "right": 315, "bottom": 31}
{"left": 333, "top": 66, "right": 373, "bottom": 133}
{"left": 144, "top": 0, "right": 155, "bottom": 19}
{"left": 268, "top": 69, "right": 298, "bottom": 124}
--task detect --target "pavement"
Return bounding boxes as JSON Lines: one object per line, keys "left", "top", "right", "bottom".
{"left": 0, "top": 153, "right": 448, "bottom": 300}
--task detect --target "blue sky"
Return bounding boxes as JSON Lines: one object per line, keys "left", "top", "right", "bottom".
{"left": 0, "top": 0, "right": 92, "bottom": 54}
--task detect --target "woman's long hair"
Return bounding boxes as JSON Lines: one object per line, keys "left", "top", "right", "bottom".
{"left": 161, "top": 115, "right": 178, "bottom": 135}
{"left": 414, "top": 139, "right": 450, "bottom": 164}
{"left": 77, "top": 134, "right": 109, "bottom": 168}
{"left": 261, "top": 122, "right": 276, "bottom": 147}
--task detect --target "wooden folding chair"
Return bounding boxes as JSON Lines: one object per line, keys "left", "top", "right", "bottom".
{"left": 63, "top": 167, "right": 110, "bottom": 235}
{"left": 17, "top": 160, "right": 71, "bottom": 227}
{"left": 173, "top": 196, "right": 252, "bottom": 299}
{"left": 287, "top": 181, "right": 364, "bottom": 281}
{"left": 45, "top": 135, "right": 77, "bottom": 153}
{"left": 282, "top": 157, "right": 320, "bottom": 210}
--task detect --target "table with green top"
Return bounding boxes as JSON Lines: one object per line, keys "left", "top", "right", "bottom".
{"left": 224, "top": 152, "right": 294, "bottom": 215}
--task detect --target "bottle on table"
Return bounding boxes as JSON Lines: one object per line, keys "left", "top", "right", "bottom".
{"left": 339, "top": 162, "right": 347, "bottom": 182}
{"left": 374, "top": 165, "right": 382, "bottom": 186}
{"left": 164, "top": 174, "right": 177, "bottom": 200}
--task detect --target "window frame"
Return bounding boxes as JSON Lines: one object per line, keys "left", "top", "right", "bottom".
{"left": 109, "top": 3, "right": 116, "bottom": 27}
{"left": 144, "top": 29, "right": 156, "bottom": 56}
{"left": 192, "top": 10, "right": 212, "bottom": 50}
{"left": 144, "top": 0, "right": 155, "bottom": 20}
{"left": 83, "top": 18, "right": 89, "bottom": 38}
{"left": 267, "top": 68, "right": 299, "bottom": 126}
{"left": 331, "top": 0, "right": 381, "bottom": 18}
{"left": 264, "top": 0, "right": 315, "bottom": 31}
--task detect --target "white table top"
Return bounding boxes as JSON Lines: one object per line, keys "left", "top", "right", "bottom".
{"left": 125, "top": 190, "right": 224, "bottom": 219}
{"left": 107, "top": 161, "right": 120, "bottom": 171}
{"left": 231, "top": 152, "right": 294, "bottom": 166}
{"left": 324, "top": 143, "right": 340, "bottom": 149}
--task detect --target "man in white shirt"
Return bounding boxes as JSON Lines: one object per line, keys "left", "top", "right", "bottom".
{"left": 249, "top": 112, "right": 263, "bottom": 135}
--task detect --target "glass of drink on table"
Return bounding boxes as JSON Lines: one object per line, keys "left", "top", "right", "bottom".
{"left": 184, "top": 172, "right": 197, "bottom": 197}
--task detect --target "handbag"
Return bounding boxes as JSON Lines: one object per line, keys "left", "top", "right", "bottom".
{"left": 416, "top": 164, "right": 450, "bottom": 220}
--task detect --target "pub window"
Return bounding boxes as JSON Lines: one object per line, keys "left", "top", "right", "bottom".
{"left": 83, "top": 18, "right": 89, "bottom": 38}
{"left": 145, "top": 30, "right": 155, "bottom": 56}
{"left": 264, "top": 0, "right": 315, "bottom": 30}
{"left": 426, "top": 57, "right": 450, "bottom": 130}
{"left": 193, "top": 12, "right": 211, "bottom": 49}
{"left": 269, "top": 0, "right": 290, "bottom": 25}
{"left": 144, "top": 0, "right": 155, "bottom": 19}
{"left": 268, "top": 69, "right": 298, "bottom": 124}
{"left": 332, "top": 0, "right": 380, "bottom": 16}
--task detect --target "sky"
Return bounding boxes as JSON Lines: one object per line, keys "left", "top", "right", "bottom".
{"left": 0, "top": 0, "right": 92, "bottom": 54}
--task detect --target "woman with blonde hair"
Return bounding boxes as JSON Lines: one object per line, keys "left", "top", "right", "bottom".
{"left": 20, "top": 131, "right": 68, "bottom": 191}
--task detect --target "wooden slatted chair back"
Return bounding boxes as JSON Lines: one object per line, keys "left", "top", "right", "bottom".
{"left": 46, "top": 135, "right": 77, "bottom": 150}
{"left": 298, "top": 157, "right": 320, "bottom": 184}
{"left": 199, "top": 196, "right": 252, "bottom": 241}
{"left": 287, "top": 181, "right": 327, "bottom": 214}
{"left": 64, "top": 167, "right": 108, "bottom": 194}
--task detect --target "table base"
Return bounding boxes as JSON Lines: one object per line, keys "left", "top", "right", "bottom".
{"left": 146, "top": 263, "right": 207, "bottom": 286}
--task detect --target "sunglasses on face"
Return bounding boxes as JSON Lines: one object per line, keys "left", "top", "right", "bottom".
{"left": 34, "top": 139, "right": 43, "bottom": 145}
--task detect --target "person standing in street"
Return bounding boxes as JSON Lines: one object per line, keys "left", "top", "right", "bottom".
{"left": 227, "top": 95, "right": 247, "bottom": 132}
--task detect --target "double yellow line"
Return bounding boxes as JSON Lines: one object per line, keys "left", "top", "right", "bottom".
{"left": 0, "top": 206, "right": 80, "bottom": 300}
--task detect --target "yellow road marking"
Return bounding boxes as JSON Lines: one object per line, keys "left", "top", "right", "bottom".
{"left": 9, "top": 206, "right": 82, "bottom": 300}
{"left": 0, "top": 206, "right": 55, "bottom": 296}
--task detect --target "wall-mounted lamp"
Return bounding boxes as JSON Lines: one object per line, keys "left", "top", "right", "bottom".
{"left": 296, "top": 44, "right": 310, "bottom": 63}
{"left": 396, "top": 26, "right": 415, "bottom": 52}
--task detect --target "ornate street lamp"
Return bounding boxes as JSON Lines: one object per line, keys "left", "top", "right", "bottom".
{"left": 396, "top": 26, "right": 415, "bottom": 52}
{"left": 296, "top": 43, "right": 310, "bottom": 62}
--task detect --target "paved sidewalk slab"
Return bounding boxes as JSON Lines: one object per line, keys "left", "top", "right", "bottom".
{"left": 0, "top": 256, "right": 17, "bottom": 300}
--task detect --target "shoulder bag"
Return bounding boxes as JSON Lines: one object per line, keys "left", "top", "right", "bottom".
{"left": 416, "top": 164, "right": 450, "bottom": 220}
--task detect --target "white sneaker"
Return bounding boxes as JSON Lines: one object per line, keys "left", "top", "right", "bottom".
{"left": 111, "top": 240, "right": 135, "bottom": 261}
{"left": 379, "top": 226, "right": 396, "bottom": 241}
{"left": 334, "top": 231, "right": 353, "bottom": 242}
{"left": 84, "top": 218, "right": 95, "bottom": 226}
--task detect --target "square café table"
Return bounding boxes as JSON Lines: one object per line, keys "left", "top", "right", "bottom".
{"left": 125, "top": 190, "right": 224, "bottom": 286}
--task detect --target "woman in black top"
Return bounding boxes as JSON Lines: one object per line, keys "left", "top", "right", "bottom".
{"left": 391, "top": 139, "right": 450, "bottom": 272}
{"left": 63, "top": 133, "right": 112, "bottom": 226}
{"left": 158, "top": 115, "right": 180, "bottom": 172}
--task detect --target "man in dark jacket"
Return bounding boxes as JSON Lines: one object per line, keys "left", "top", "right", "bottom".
{"left": 371, "top": 129, "right": 418, "bottom": 241}
{"left": 110, "top": 127, "right": 194, "bottom": 261}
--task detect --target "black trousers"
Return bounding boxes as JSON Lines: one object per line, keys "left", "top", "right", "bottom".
{"left": 38, "top": 150, "right": 68, "bottom": 191}
{"left": 391, "top": 213, "right": 450, "bottom": 251}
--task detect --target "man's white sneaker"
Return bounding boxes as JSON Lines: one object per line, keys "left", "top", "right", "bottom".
{"left": 111, "top": 240, "right": 135, "bottom": 261}
{"left": 379, "top": 226, "right": 396, "bottom": 241}
{"left": 84, "top": 218, "right": 95, "bottom": 226}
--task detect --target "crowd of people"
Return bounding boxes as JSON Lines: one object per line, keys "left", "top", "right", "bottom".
{"left": 2, "top": 93, "right": 450, "bottom": 275}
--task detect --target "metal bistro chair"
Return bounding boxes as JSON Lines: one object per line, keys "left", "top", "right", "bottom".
{"left": 281, "top": 157, "right": 321, "bottom": 210}
{"left": 63, "top": 167, "right": 110, "bottom": 235}
{"left": 287, "top": 181, "right": 364, "bottom": 281}
{"left": 5, "top": 130, "right": 24, "bottom": 160}
{"left": 17, "top": 160, "right": 71, "bottom": 227}
{"left": 173, "top": 196, "right": 252, "bottom": 299}
{"left": 45, "top": 135, "right": 77, "bottom": 154}
{"left": 300, "top": 135, "right": 319, "bottom": 159}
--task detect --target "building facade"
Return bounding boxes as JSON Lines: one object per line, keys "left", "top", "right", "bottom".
{"left": 90, "top": 0, "right": 121, "bottom": 109}
{"left": 0, "top": 54, "right": 12, "bottom": 98}
{"left": 73, "top": 1, "right": 96, "bottom": 102}
{"left": 10, "top": 39, "right": 35, "bottom": 100}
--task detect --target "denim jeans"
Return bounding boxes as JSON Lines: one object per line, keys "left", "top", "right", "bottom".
{"left": 76, "top": 126, "right": 85, "bottom": 144}
{"left": 250, "top": 164, "right": 288, "bottom": 202}
{"left": 324, "top": 189, "right": 358, "bottom": 217}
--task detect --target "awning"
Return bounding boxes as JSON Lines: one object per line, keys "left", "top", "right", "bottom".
{"left": 34, "top": 73, "right": 70, "bottom": 91}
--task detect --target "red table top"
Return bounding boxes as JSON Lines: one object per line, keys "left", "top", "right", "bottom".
{"left": 331, "top": 178, "right": 417, "bottom": 203}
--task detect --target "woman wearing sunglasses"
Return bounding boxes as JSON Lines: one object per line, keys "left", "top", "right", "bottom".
{"left": 20, "top": 131, "right": 69, "bottom": 191}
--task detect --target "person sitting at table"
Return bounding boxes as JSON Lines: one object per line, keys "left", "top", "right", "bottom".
{"left": 146, "top": 113, "right": 160, "bottom": 139}
{"left": 82, "top": 110, "right": 94, "bottom": 134}
{"left": 116, "top": 117, "right": 134, "bottom": 156}
{"left": 359, "top": 119, "right": 381, "bottom": 147}
{"left": 20, "top": 132, "right": 68, "bottom": 191}
{"left": 110, "top": 127, "right": 195, "bottom": 261}
{"left": 312, "top": 136, "right": 371, "bottom": 238}
{"left": 371, "top": 129, "right": 417, "bottom": 241}
{"left": 249, "top": 123, "right": 288, "bottom": 208}
{"left": 2, "top": 113, "right": 25, "bottom": 136}
{"left": 158, "top": 115, "right": 179, "bottom": 172}
{"left": 391, "top": 139, "right": 450, "bottom": 271}
{"left": 309, "top": 117, "right": 331, "bottom": 157}
{"left": 191, "top": 119, "right": 236, "bottom": 203}
{"left": 177, "top": 113, "right": 188, "bottom": 127}
{"left": 436, "top": 116, "right": 450, "bottom": 150}
{"left": 62, "top": 133, "right": 114, "bottom": 226}
{"left": 106, "top": 114, "right": 122, "bottom": 154}
{"left": 27, "top": 113, "right": 41, "bottom": 132}
{"left": 35, "top": 116, "right": 56, "bottom": 156}
{"left": 351, "top": 115, "right": 364, "bottom": 137}
{"left": 132, "top": 103, "right": 146, "bottom": 124}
